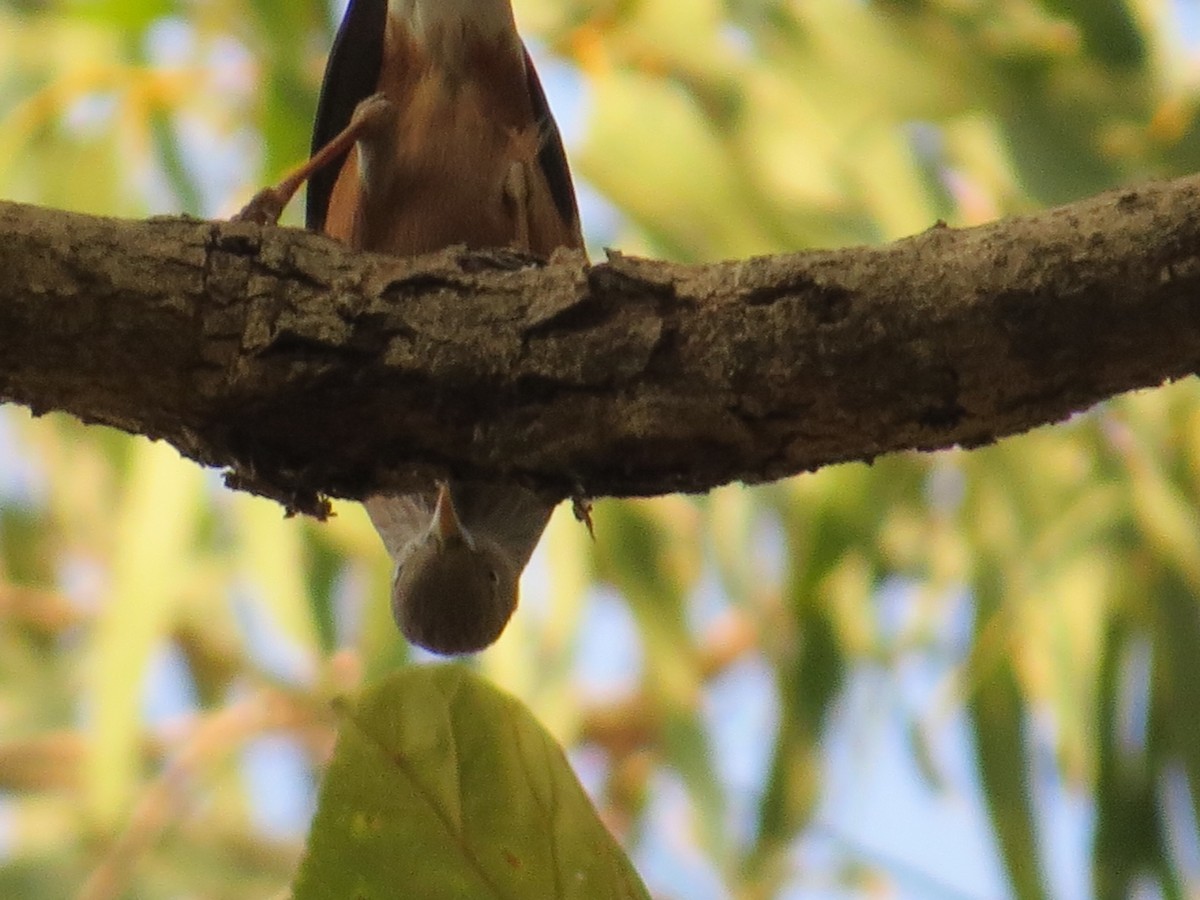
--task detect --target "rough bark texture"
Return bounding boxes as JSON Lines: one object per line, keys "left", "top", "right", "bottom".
{"left": 1, "top": 176, "right": 1199, "bottom": 515}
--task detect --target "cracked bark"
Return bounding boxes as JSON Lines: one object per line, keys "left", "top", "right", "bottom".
{"left": 1, "top": 175, "right": 1199, "bottom": 516}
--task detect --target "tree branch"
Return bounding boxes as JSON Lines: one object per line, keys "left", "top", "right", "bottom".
{"left": 2, "top": 176, "right": 1198, "bottom": 514}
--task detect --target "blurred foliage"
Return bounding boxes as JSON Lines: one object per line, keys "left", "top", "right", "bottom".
{"left": 1, "top": 0, "right": 1200, "bottom": 898}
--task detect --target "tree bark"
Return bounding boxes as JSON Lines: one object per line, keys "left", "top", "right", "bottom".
{"left": 1, "top": 177, "right": 1198, "bottom": 515}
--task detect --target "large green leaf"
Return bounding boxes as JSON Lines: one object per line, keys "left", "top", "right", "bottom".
{"left": 293, "top": 666, "right": 650, "bottom": 900}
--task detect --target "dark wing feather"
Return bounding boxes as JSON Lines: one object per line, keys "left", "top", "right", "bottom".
{"left": 522, "top": 47, "right": 581, "bottom": 236}
{"left": 305, "top": 0, "right": 389, "bottom": 231}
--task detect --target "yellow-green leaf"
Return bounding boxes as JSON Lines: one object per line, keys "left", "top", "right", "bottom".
{"left": 293, "top": 666, "right": 650, "bottom": 900}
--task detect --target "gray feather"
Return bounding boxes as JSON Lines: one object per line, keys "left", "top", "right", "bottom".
{"left": 365, "top": 481, "right": 553, "bottom": 570}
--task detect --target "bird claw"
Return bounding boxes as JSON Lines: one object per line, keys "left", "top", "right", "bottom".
{"left": 229, "top": 94, "right": 393, "bottom": 228}
{"left": 349, "top": 92, "right": 396, "bottom": 139}
{"left": 232, "top": 186, "right": 288, "bottom": 225}
{"left": 571, "top": 495, "right": 596, "bottom": 540}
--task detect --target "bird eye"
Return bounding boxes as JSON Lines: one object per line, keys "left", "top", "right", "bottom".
{"left": 488, "top": 569, "right": 499, "bottom": 585}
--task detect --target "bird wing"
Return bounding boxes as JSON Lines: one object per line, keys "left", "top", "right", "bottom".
{"left": 366, "top": 486, "right": 551, "bottom": 571}
{"left": 448, "top": 482, "right": 554, "bottom": 570}
{"left": 305, "top": 0, "right": 388, "bottom": 232}
{"left": 363, "top": 494, "right": 435, "bottom": 563}
{"left": 522, "top": 47, "right": 582, "bottom": 241}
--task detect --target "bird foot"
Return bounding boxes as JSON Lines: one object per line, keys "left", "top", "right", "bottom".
{"left": 231, "top": 186, "right": 290, "bottom": 225}
{"left": 349, "top": 92, "right": 395, "bottom": 134}
{"left": 571, "top": 494, "right": 596, "bottom": 540}
{"left": 230, "top": 92, "right": 395, "bottom": 227}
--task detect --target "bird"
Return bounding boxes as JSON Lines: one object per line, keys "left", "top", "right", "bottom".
{"left": 236, "top": 0, "right": 584, "bottom": 654}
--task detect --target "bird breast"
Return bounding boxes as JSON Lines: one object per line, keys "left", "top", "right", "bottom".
{"left": 387, "top": 0, "right": 524, "bottom": 86}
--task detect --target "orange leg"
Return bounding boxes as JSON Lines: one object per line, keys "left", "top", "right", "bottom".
{"left": 233, "top": 92, "right": 394, "bottom": 225}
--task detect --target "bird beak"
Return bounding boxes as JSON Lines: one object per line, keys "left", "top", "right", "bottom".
{"left": 433, "top": 481, "right": 466, "bottom": 544}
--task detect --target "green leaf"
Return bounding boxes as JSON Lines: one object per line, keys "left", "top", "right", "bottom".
{"left": 1149, "top": 576, "right": 1200, "bottom": 858}
{"left": 86, "top": 438, "right": 204, "bottom": 828}
{"left": 231, "top": 493, "right": 320, "bottom": 659}
{"left": 1092, "top": 618, "right": 1165, "bottom": 900}
{"left": 970, "top": 661, "right": 1048, "bottom": 900}
{"left": 591, "top": 499, "right": 728, "bottom": 862}
{"left": 968, "top": 570, "right": 1049, "bottom": 900}
{"left": 63, "top": 0, "right": 175, "bottom": 33}
{"left": 1038, "top": 0, "right": 1145, "bottom": 69}
{"left": 293, "top": 666, "right": 650, "bottom": 900}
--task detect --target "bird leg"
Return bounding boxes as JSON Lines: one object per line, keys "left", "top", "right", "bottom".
{"left": 501, "top": 158, "right": 533, "bottom": 252}
{"left": 233, "top": 92, "right": 396, "bottom": 225}
{"left": 571, "top": 494, "right": 596, "bottom": 540}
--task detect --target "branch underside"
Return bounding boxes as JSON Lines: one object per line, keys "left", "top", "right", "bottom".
{"left": 1, "top": 177, "right": 1198, "bottom": 515}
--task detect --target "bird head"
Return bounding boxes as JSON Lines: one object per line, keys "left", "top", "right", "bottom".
{"left": 390, "top": 483, "right": 520, "bottom": 655}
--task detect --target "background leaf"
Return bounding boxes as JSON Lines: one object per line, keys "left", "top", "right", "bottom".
{"left": 293, "top": 666, "right": 651, "bottom": 900}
